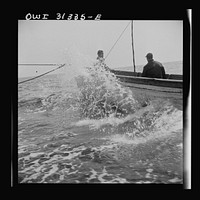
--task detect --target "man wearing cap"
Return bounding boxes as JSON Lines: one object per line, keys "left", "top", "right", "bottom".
{"left": 142, "top": 53, "right": 166, "bottom": 79}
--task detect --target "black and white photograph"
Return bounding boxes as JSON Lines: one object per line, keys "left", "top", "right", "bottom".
{"left": 16, "top": 12, "right": 191, "bottom": 187}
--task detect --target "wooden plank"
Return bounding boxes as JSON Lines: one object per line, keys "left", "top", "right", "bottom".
{"left": 120, "top": 82, "right": 182, "bottom": 100}
{"left": 111, "top": 69, "right": 183, "bottom": 80}
{"left": 116, "top": 75, "right": 183, "bottom": 89}
{"left": 167, "top": 74, "right": 183, "bottom": 80}
{"left": 110, "top": 70, "right": 138, "bottom": 76}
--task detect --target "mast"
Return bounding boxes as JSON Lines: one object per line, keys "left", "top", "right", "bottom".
{"left": 131, "top": 21, "right": 136, "bottom": 72}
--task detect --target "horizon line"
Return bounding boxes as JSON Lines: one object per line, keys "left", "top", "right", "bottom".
{"left": 18, "top": 63, "right": 61, "bottom": 66}
{"left": 18, "top": 60, "right": 182, "bottom": 66}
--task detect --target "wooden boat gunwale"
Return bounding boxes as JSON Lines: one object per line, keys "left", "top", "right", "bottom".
{"left": 115, "top": 74, "right": 183, "bottom": 89}
{"left": 110, "top": 69, "right": 183, "bottom": 89}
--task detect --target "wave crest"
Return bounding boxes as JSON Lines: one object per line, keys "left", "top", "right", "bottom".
{"left": 76, "top": 62, "right": 139, "bottom": 119}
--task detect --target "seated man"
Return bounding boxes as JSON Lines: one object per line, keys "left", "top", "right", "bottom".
{"left": 142, "top": 53, "right": 166, "bottom": 79}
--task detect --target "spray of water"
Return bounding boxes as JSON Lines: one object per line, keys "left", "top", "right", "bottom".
{"left": 25, "top": 47, "right": 140, "bottom": 119}
{"left": 21, "top": 48, "right": 182, "bottom": 145}
{"left": 59, "top": 48, "right": 182, "bottom": 140}
{"left": 75, "top": 61, "right": 140, "bottom": 119}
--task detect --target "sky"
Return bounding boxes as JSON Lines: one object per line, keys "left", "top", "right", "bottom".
{"left": 18, "top": 20, "right": 183, "bottom": 78}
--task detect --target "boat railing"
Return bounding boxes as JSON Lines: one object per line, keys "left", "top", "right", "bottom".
{"left": 166, "top": 74, "right": 182, "bottom": 80}
{"left": 110, "top": 70, "right": 182, "bottom": 80}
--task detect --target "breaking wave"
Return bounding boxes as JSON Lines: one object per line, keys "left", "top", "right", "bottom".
{"left": 18, "top": 49, "right": 183, "bottom": 184}
{"left": 18, "top": 49, "right": 183, "bottom": 142}
{"left": 75, "top": 62, "right": 142, "bottom": 119}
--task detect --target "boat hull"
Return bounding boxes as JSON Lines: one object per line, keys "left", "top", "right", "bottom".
{"left": 118, "top": 80, "right": 182, "bottom": 99}
{"left": 75, "top": 70, "right": 183, "bottom": 107}
{"left": 111, "top": 70, "right": 183, "bottom": 101}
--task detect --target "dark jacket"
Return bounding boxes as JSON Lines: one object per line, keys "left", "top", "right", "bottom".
{"left": 142, "top": 60, "right": 166, "bottom": 79}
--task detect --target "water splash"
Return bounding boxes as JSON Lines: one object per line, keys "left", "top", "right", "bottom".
{"left": 18, "top": 48, "right": 183, "bottom": 142}
{"left": 76, "top": 62, "right": 139, "bottom": 119}
{"left": 58, "top": 49, "right": 183, "bottom": 143}
{"left": 61, "top": 46, "right": 94, "bottom": 82}
{"left": 18, "top": 49, "right": 183, "bottom": 184}
{"left": 18, "top": 47, "right": 140, "bottom": 118}
{"left": 75, "top": 98, "right": 182, "bottom": 146}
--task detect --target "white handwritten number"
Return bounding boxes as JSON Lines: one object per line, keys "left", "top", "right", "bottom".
{"left": 56, "top": 13, "right": 65, "bottom": 20}
{"left": 74, "top": 14, "right": 78, "bottom": 20}
{"left": 56, "top": 13, "right": 61, "bottom": 20}
{"left": 80, "top": 14, "right": 86, "bottom": 20}
{"left": 67, "top": 14, "right": 73, "bottom": 20}
{"left": 61, "top": 13, "right": 65, "bottom": 19}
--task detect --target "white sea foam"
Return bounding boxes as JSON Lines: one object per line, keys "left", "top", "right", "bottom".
{"left": 18, "top": 48, "right": 183, "bottom": 183}
{"left": 40, "top": 164, "right": 59, "bottom": 183}
{"left": 75, "top": 114, "right": 127, "bottom": 129}
{"left": 86, "top": 166, "right": 129, "bottom": 183}
{"left": 168, "top": 177, "right": 182, "bottom": 183}
{"left": 29, "top": 152, "right": 45, "bottom": 158}
{"left": 109, "top": 106, "right": 182, "bottom": 145}
{"left": 75, "top": 104, "right": 153, "bottom": 130}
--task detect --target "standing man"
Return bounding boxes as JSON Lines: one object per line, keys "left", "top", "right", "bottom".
{"left": 97, "top": 50, "right": 105, "bottom": 63}
{"left": 142, "top": 53, "right": 166, "bottom": 79}
{"left": 96, "top": 50, "right": 110, "bottom": 71}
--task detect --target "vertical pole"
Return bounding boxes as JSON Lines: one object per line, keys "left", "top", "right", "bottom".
{"left": 131, "top": 20, "right": 136, "bottom": 72}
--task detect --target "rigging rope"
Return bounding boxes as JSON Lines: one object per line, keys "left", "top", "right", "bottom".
{"left": 18, "top": 63, "right": 65, "bottom": 84}
{"left": 105, "top": 21, "right": 131, "bottom": 60}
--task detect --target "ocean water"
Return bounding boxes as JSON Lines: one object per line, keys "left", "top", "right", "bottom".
{"left": 18, "top": 57, "right": 183, "bottom": 184}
